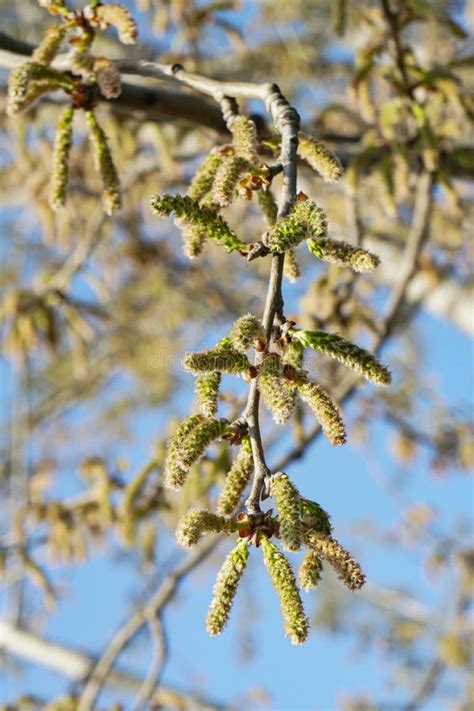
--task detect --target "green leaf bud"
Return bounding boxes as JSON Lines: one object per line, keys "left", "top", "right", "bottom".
{"left": 266, "top": 198, "right": 327, "bottom": 253}
{"left": 298, "top": 548, "right": 323, "bottom": 592}
{"left": 270, "top": 472, "right": 303, "bottom": 552}
{"left": 211, "top": 155, "right": 250, "bottom": 207}
{"left": 297, "top": 132, "right": 343, "bottom": 183}
{"left": 176, "top": 508, "right": 228, "bottom": 548}
{"left": 49, "top": 106, "right": 74, "bottom": 211}
{"left": 195, "top": 372, "right": 221, "bottom": 417}
{"left": 217, "top": 438, "right": 254, "bottom": 516}
{"left": 258, "top": 354, "right": 296, "bottom": 424}
{"left": 261, "top": 536, "right": 309, "bottom": 645}
{"left": 297, "top": 379, "right": 346, "bottom": 445}
{"left": 228, "top": 313, "right": 265, "bottom": 353}
{"left": 305, "top": 532, "right": 365, "bottom": 591}
{"left": 292, "top": 330, "right": 391, "bottom": 385}
{"left": 307, "top": 237, "right": 380, "bottom": 272}
{"left": 150, "top": 194, "right": 247, "bottom": 254}
{"left": 231, "top": 115, "right": 258, "bottom": 162}
{"left": 206, "top": 540, "right": 249, "bottom": 636}
{"left": 85, "top": 110, "right": 121, "bottom": 215}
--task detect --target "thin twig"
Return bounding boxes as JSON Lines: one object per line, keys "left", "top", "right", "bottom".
{"left": 132, "top": 613, "right": 168, "bottom": 710}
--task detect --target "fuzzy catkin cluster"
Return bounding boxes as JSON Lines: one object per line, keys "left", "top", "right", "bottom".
{"left": 261, "top": 536, "right": 309, "bottom": 645}
{"left": 297, "top": 379, "right": 346, "bottom": 445}
{"left": 176, "top": 508, "right": 228, "bottom": 548}
{"left": 151, "top": 195, "right": 247, "bottom": 254}
{"left": 182, "top": 340, "right": 252, "bottom": 376}
{"left": 164, "top": 415, "right": 226, "bottom": 491}
{"left": 308, "top": 237, "right": 380, "bottom": 272}
{"left": 292, "top": 329, "right": 391, "bottom": 386}
{"left": 217, "top": 439, "right": 254, "bottom": 516}
{"left": 49, "top": 106, "right": 74, "bottom": 211}
{"left": 270, "top": 473, "right": 302, "bottom": 552}
{"left": 86, "top": 111, "right": 122, "bottom": 215}
{"left": 206, "top": 541, "right": 249, "bottom": 635}
{"left": 147, "top": 109, "right": 386, "bottom": 646}
{"left": 258, "top": 354, "right": 296, "bottom": 425}
{"left": 266, "top": 198, "right": 328, "bottom": 252}
{"left": 195, "top": 372, "right": 221, "bottom": 417}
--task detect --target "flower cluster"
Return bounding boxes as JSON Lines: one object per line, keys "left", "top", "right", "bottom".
{"left": 149, "top": 104, "right": 389, "bottom": 645}
{"left": 7, "top": 1, "right": 137, "bottom": 213}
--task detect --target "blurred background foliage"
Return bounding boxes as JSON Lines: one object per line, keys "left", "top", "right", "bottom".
{"left": 0, "top": 1, "right": 472, "bottom": 709}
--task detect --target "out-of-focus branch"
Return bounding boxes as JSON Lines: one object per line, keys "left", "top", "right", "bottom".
{"left": 133, "top": 613, "right": 168, "bottom": 711}
{"left": 366, "top": 236, "right": 473, "bottom": 336}
{"left": 78, "top": 537, "right": 220, "bottom": 711}
{"left": 0, "top": 619, "right": 223, "bottom": 709}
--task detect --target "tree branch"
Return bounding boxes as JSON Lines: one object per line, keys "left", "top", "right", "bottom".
{"left": 77, "top": 537, "right": 219, "bottom": 711}
{"left": 0, "top": 618, "right": 223, "bottom": 709}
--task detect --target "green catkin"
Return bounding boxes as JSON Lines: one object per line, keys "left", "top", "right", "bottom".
{"left": 231, "top": 115, "right": 258, "bottom": 162}
{"left": 182, "top": 340, "right": 252, "bottom": 376}
{"left": 305, "top": 532, "right": 365, "bottom": 591}
{"left": 94, "top": 57, "right": 122, "bottom": 99}
{"left": 283, "top": 248, "right": 301, "bottom": 282}
{"left": 188, "top": 152, "right": 223, "bottom": 203}
{"left": 261, "top": 536, "right": 309, "bottom": 645}
{"left": 300, "top": 499, "right": 332, "bottom": 536}
{"left": 266, "top": 199, "right": 327, "bottom": 252}
{"left": 173, "top": 417, "right": 226, "bottom": 475}
{"left": 181, "top": 224, "right": 207, "bottom": 259}
{"left": 163, "top": 414, "right": 206, "bottom": 490}
{"left": 293, "top": 330, "right": 391, "bottom": 385}
{"left": 283, "top": 340, "right": 305, "bottom": 369}
{"left": 298, "top": 548, "right": 324, "bottom": 592}
{"left": 258, "top": 354, "right": 296, "bottom": 425}
{"left": 32, "top": 25, "right": 67, "bottom": 65}
{"left": 94, "top": 3, "right": 138, "bottom": 44}
{"left": 217, "top": 439, "right": 254, "bottom": 516}
{"left": 270, "top": 472, "right": 302, "bottom": 552}
{"left": 85, "top": 111, "right": 121, "bottom": 215}
{"left": 150, "top": 194, "right": 247, "bottom": 253}
{"left": 297, "top": 379, "right": 346, "bottom": 445}
{"left": 206, "top": 540, "right": 249, "bottom": 635}
{"left": 176, "top": 508, "right": 228, "bottom": 547}
{"left": 307, "top": 237, "right": 380, "bottom": 272}
{"left": 228, "top": 314, "right": 265, "bottom": 353}
{"left": 49, "top": 106, "right": 74, "bottom": 211}
{"left": 195, "top": 372, "right": 221, "bottom": 417}
{"left": 297, "top": 132, "right": 343, "bottom": 183}
{"left": 211, "top": 155, "right": 250, "bottom": 207}
{"left": 257, "top": 189, "right": 278, "bottom": 225}
{"left": 7, "top": 62, "right": 74, "bottom": 116}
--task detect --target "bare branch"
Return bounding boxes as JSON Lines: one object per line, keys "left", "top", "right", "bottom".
{"left": 77, "top": 537, "right": 219, "bottom": 710}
